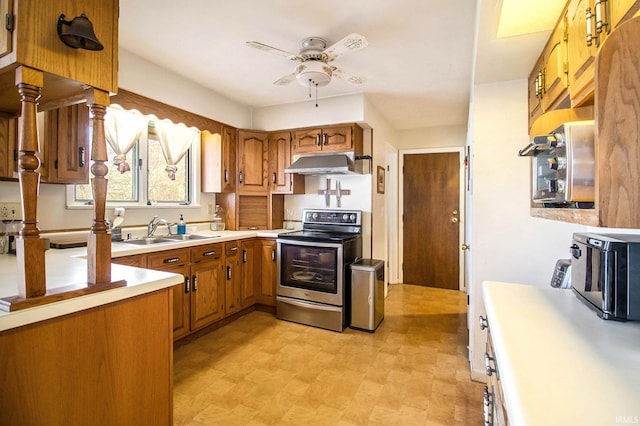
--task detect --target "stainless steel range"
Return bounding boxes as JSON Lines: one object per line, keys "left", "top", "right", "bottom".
{"left": 276, "top": 209, "right": 362, "bottom": 332}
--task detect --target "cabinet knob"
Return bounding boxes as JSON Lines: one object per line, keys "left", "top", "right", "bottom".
{"left": 479, "top": 315, "right": 488, "bottom": 330}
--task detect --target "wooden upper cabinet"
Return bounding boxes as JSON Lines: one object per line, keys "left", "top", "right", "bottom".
{"left": 529, "top": 13, "right": 569, "bottom": 129}
{"left": 567, "top": 0, "right": 599, "bottom": 106}
{"left": 269, "top": 130, "right": 304, "bottom": 194}
{"left": 0, "top": 0, "right": 12, "bottom": 60}
{"left": 237, "top": 130, "right": 269, "bottom": 195}
{"left": 201, "top": 125, "right": 236, "bottom": 193}
{"left": 567, "top": 0, "right": 640, "bottom": 107}
{"left": 41, "top": 103, "right": 90, "bottom": 184}
{"left": 0, "top": 114, "right": 18, "bottom": 179}
{"left": 0, "top": 0, "right": 118, "bottom": 94}
{"left": 292, "top": 124, "right": 363, "bottom": 155}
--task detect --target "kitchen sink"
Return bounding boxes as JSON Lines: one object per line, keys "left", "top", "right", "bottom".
{"left": 161, "top": 234, "right": 219, "bottom": 241}
{"left": 123, "top": 237, "right": 171, "bottom": 245}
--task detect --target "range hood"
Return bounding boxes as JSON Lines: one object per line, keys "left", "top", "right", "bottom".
{"left": 285, "top": 152, "right": 361, "bottom": 175}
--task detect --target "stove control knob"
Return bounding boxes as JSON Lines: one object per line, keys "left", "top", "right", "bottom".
{"left": 312, "top": 213, "right": 318, "bottom": 220}
{"left": 349, "top": 214, "right": 356, "bottom": 222}
{"left": 342, "top": 214, "right": 349, "bottom": 222}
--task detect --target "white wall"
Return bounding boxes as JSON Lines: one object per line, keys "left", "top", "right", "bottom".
{"left": 468, "top": 79, "right": 588, "bottom": 379}
{"left": 398, "top": 125, "right": 467, "bottom": 150}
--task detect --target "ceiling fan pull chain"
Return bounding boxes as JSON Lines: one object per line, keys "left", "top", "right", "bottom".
{"left": 308, "top": 79, "right": 312, "bottom": 98}
{"left": 315, "top": 82, "right": 319, "bottom": 108}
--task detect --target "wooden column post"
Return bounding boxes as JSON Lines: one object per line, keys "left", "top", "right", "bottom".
{"left": 85, "top": 89, "right": 113, "bottom": 285}
{"left": 15, "top": 66, "right": 46, "bottom": 298}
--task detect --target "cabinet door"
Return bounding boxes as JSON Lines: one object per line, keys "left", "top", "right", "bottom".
{"left": 258, "top": 239, "right": 277, "bottom": 306}
{"left": 0, "top": 0, "right": 12, "bottom": 60}
{"left": 292, "top": 128, "right": 322, "bottom": 154}
{"left": 609, "top": 0, "right": 640, "bottom": 28}
{"left": 0, "top": 114, "right": 17, "bottom": 179}
{"left": 240, "top": 239, "right": 260, "bottom": 308}
{"left": 165, "top": 263, "right": 191, "bottom": 340}
{"left": 224, "top": 242, "right": 241, "bottom": 314}
{"left": 43, "top": 104, "right": 90, "bottom": 184}
{"left": 221, "top": 125, "right": 237, "bottom": 193}
{"left": 269, "top": 131, "right": 303, "bottom": 194}
{"left": 542, "top": 14, "right": 569, "bottom": 112}
{"left": 322, "top": 125, "right": 354, "bottom": 153}
{"left": 237, "top": 130, "right": 269, "bottom": 194}
{"left": 567, "top": 0, "right": 598, "bottom": 106}
{"left": 190, "top": 258, "right": 225, "bottom": 330}
{"left": 528, "top": 56, "right": 545, "bottom": 128}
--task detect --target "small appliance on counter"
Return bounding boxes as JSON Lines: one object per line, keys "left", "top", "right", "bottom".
{"left": 570, "top": 233, "right": 640, "bottom": 321}
{"left": 550, "top": 258, "right": 571, "bottom": 289}
{"left": 519, "top": 120, "right": 595, "bottom": 207}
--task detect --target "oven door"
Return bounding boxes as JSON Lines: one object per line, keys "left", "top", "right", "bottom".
{"left": 277, "top": 239, "right": 343, "bottom": 306}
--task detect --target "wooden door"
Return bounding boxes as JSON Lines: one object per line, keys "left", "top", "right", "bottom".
{"left": 542, "top": 14, "right": 568, "bottom": 111}
{"left": 0, "top": 0, "right": 11, "bottom": 59}
{"left": 403, "top": 152, "right": 460, "bottom": 289}
{"left": 292, "top": 128, "right": 321, "bottom": 154}
{"left": 43, "top": 104, "right": 90, "bottom": 184}
{"left": 224, "top": 242, "right": 241, "bottom": 314}
{"left": 0, "top": 114, "right": 17, "bottom": 179}
{"left": 221, "top": 125, "right": 237, "bottom": 193}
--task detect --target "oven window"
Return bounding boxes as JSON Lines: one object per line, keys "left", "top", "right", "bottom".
{"left": 280, "top": 244, "right": 338, "bottom": 293}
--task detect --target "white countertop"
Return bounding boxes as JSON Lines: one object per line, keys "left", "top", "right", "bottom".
{"left": 483, "top": 281, "right": 640, "bottom": 426}
{"left": 0, "top": 230, "right": 286, "bottom": 332}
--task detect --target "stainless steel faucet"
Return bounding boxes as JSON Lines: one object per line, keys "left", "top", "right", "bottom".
{"left": 147, "top": 216, "right": 169, "bottom": 237}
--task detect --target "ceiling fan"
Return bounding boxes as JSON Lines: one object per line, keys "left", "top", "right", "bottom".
{"left": 246, "top": 33, "right": 368, "bottom": 88}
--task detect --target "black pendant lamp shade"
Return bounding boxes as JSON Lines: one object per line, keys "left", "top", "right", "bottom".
{"left": 57, "top": 13, "right": 104, "bottom": 51}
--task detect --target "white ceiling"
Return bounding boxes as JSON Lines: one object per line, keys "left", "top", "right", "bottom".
{"left": 118, "top": 0, "right": 557, "bottom": 131}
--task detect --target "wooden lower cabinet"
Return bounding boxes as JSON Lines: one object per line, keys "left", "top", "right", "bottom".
{"left": 224, "top": 241, "right": 241, "bottom": 315}
{"left": 0, "top": 288, "right": 173, "bottom": 425}
{"left": 112, "top": 237, "right": 279, "bottom": 340}
{"left": 485, "top": 328, "right": 508, "bottom": 426}
{"left": 189, "top": 247, "right": 225, "bottom": 331}
{"left": 240, "top": 238, "right": 260, "bottom": 307}
{"left": 258, "top": 238, "right": 278, "bottom": 306}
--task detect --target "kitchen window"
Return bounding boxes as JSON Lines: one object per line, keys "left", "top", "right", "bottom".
{"left": 67, "top": 107, "right": 199, "bottom": 208}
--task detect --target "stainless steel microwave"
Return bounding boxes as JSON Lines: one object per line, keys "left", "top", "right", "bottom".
{"left": 570, "top": 233, "right": 640, "bottom": 321}
{"left": 519, "top": 121, "right": 595, "bottom": 205}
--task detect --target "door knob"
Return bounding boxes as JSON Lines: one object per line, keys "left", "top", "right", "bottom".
{"left": 461, "top": 243, "right": 470, "bottom": 250}
{"left": 452, "top": 209, "right": 458, "bottom": 215}
{"left": 451, "top": 217, "right": 459, "bottom": 223}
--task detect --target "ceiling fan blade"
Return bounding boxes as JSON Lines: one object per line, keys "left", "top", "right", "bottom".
{"left": 273, "top": 72, "right": 298, "bottom": 86}
{"left": 246, "top": 41, "right": 301, "bottom": 61}
{"left": 322, "top": 33, "right": 368, "bottom": 61}
{"left": 332, "top": 67, "right": 365, "bottom": 84}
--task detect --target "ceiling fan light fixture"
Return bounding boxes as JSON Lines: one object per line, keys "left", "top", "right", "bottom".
{"left": 296, "top": 61, "right": 332, "bottom": 87}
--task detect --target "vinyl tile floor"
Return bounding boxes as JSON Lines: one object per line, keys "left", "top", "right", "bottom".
{"left": 173, "top": 284, "right": 485, "bottom": 425}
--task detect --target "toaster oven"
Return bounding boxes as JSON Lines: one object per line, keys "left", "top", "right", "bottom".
{"left": 519, "top": 120, "right": 595, "bottom": 205}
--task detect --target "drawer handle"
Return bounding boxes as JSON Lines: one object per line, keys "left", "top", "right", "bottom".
{"left": 248, "top": 227, "right": 258, "bottom": 230}
{"left": 78, "top": 147, "right": 85, "bottom": 167}
{"left": 239, "top": 171, "right": 244, "bottom": 183}
{"left": 163, "top": 257, "right": 180, "bottom": 264}
{"left": 479, "top": 315, "right": 488, "bottom": 330}
{"left": 483, "top": 386, "right": 494, "bottom": 426}
{"left": 484, "top": 352, "right": 497, "bottom": 376}
{"left": 202, "top": 250, "right": 216, "bottom": 257}
{"left": 228, "top": 246, "right": 238, "bottom": 252}
{"left": 184, "top": 276, "right": 190, "bottom": 294}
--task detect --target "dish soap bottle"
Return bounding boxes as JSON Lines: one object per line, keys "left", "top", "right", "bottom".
{"left": 177, "top": 214, "right": 186, "bottom": 235}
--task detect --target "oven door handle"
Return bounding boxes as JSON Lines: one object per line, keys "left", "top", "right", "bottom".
{"left": 276, "top": 239, "right": 343, "bottom": 249}
{"left": 277, "top": 297, "right": 342, "bottom": 312}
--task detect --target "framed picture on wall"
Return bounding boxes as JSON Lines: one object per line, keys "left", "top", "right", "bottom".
{"left": 377, "top": 166, "right": 385, "bottom": 194}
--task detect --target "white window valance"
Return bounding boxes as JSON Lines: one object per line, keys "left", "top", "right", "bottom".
{"left": 104, "top": 105, "right": 148, "bottom": 173}
{"left": 105, "top": 105, "right": 200, "bottom": 179}
{"left": 153, "top": 119, "right": 200, "bottom": 180}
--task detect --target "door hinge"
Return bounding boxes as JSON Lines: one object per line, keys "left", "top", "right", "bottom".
{"left": 5, "top": 13, "right": 14, "bottom": 33}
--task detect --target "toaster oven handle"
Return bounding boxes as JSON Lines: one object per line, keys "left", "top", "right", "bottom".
{"left": 570, "top": 244, "right": 581, "bottom": 259}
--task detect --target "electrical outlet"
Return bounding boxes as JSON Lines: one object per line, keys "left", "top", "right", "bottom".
{"left": 0, "top": 202, "right": 22, "bottom": 221}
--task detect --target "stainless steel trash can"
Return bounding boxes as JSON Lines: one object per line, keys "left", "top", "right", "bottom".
{"left": 350, "top": 259, "right": 384, "bottom": 332}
